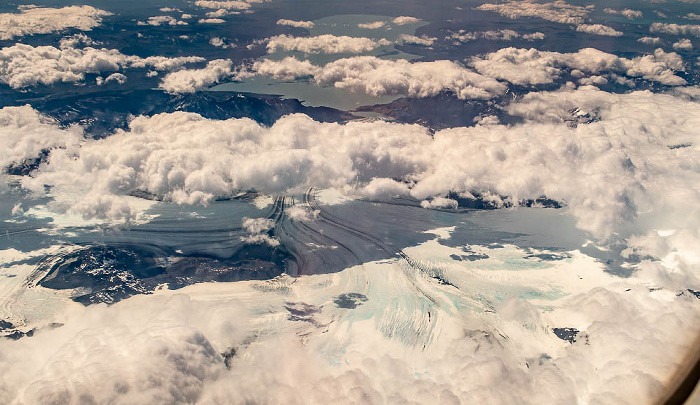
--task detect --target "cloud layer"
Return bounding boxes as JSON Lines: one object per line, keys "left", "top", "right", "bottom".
{"left": 477, "top": 0, "right": 592, "bottom": 25}
{"left": 448, "top": 29, "right": 545, "bottom": 43}
{"left": 253, "top": 56, "right": 506, "bottom": 99}
{"left": 470, "top": 47, "right": 686, "bottom": 86}
{"left": 0, "top": 106, "right": 82, "bottom": 173}
{"left": 576, "top": 24, "right": 623, "bottom": 37}
{"left": 0, "top": 5, "right": 111, "bottom": 40}
{"left": 651, "top": 23, "right": 700, "bottom": 38}
{"left": 0, "top": 43, "right": 204, "bottom": 89}
{"left": 12, "top": 87, "right": 700, "bottom": 243}
{"left": 276, "top": 19, "right": 314, "bottom": 29}
{"left": 266, "top": 35, "right": 388, "bottom": 54}
{"left": 160, "top": 60, "right": 247, "bottom": 93}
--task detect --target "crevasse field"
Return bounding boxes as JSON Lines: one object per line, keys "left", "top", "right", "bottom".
{"left": 1, "top": 0, "right": 699, "bottom": 403}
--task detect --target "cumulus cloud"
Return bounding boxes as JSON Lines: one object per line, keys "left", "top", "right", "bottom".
{"left": 241, "top": 217, "right": 280, "bottom": 246}
{"left": 354, "top": 177, "right": 410, "bottom": 200}
{"left": 477, "top": 0, "right": 592, "bottom": 25}
{"left": 470, "top": 47, "right": 686, "bottom": 86}
{"left": 266, "top": 34, "right": 388, "bottom": 54}
{"left": 604, "top": 8, "right": 643, "bottom": 20}
{"left": 638, "top": 36, "right": 661, "bottom": 45}
{"left": 3, "top": 98, "right": 699, "bottom": 405}
{"left": 448, "top": 29, "right": 544, "bottom": 44}
{"left": 160, "top": 59, "right": 248, "bottom": 94}
{"left": 210, "top": 37, "right": 234, "bottom": 48}
{"left": 252, "top": 56, "right": 506, "bottom": 99}
{"left": 16, "top": 87, "right": 700, "bottom": 241}
{"left": 650, "top": 22, "right": 700, "bottom": 37}
{"left": 0, "top": 5, "right": 111, "bottom": 40}
{"left": 420, "top": 196, "right": 458, "bottom": 209}
{"left": 199, "top": 18, "right": 227, "bottom": 24}
{"left": 0, "top": 294, "right": 250, "bottom": 405}
{"left": 672, "top": 38, "right": 693, "bottom": 50}
{"left": 523, "top": 32, "right": 546, "bottom": 41}
{"left": 501, "top": 87, "right": 700, "bottom": 238}
{"left": 58, "top": 33, "right": 97, "bottom": 49}
{"left": 358, "top": 21, "right": 385, "bottom": 29}
{"left": 96, "top": 72, "right": 127, "bottom": 85}
{"left": 399, "top": 34, "right": 437, "bottom": 46}
{"left": 575, "top": 24, "right": 623, "bottom": 37}
{"left": 194, "top": 0, "right": 253, "bottom": 11}
{"left": 252, "top": 57, "right": 320, "bottom": 81}
{"left": 205, "top": 9, "right": 234, "bottom": 18}
{"left": 276, "top": 19, "right": 314, "bottom": 29}
{"left": 392, "top": 16, "right": 421, "bottom": 25}
{"left": 2, "top": 282, "right": 698, "bottom": 405}
{"left": 285, "top": 204, "right": 319, "bottom": 221}
{"left": 138, "top": 15, "right": 189, "bottom": 26}
{"left": 0, "top": 43, "right": 204, "bottom": 89}
{"left": 240, "top": 218, "right": 278, "bottom": 244}
{"left": 0, "top": 105, "right": 82, "bottom": 174}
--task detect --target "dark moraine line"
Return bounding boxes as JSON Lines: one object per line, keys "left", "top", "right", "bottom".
{"left": 301, "top": 188, "right": 446, "bottom": 303}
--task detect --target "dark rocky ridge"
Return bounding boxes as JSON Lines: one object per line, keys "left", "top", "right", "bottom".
{"left": 38, "top": 243, "right": 290, "bottom": 305}
{"left": 9, "top": 89, "right": 355, "bottom": 140}
{"left": 355, "top": 91, "right": 510, "bottom": 130}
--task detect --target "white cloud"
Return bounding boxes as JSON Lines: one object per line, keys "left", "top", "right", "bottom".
{"left": 241, "top": 217, "right": 279, "bottom": 246}
{"left": 358, "top": 21, "right": 385, "bottom": 29}
{"left": 138, "top": 15, "right": 189, "bottom": 26}
{"left": 58, "top": 33, "right": 96, "bottom": 49}
{"left": 198, "top": 18, "right": 227, "bottom": 24}
{"left": 252, "top": 57, "right": 320, "bottom": 81}
{"left": 210, "top": 37, "right": 233, "bottom": 48}
{"left": 523, "top": 32, "right": 546, "bottom": 41}
{"left": 0, "top": 105, "right": 82, "bottom": 174}
{"left": 285, "top": 205, "right": 319, "bottom": 221}
{"left": 0, "top": 5, "right": 111, "bottom": 40}
{"left": 604, "top": 8, "right": 643, "bottom": 20}
{"left": 482, "top": 29, "right": 525, "bottom": 40}
{"left": 96, "top": 72, "right": 127, "bottom": 85}
{"left": 448, "top": 29, "right": 543, "bottom": 43}
{"left": 673, "top": 38, "right": 693, "bottom": 50}
{"left": 276, "top": 19, "right": 314, "bottom": 29}
{"left": 2, "top": 280, "right": 699, "bottom": 405}
{"left": 253, "top": 56, "right": 506, "bottom": 99}
{"left": 576, "top": 24, "right": 623, "bottom": 37}
{"left": 420, "top": 196, "right": 458, "bottom": 209}
{"left": 650, "top": 22, "right": 700, "bottom": 37}
{"left": 266, "top": 34, "right": 387, "bottom": 54}
{"left": 0, "top": 294, "right": 251, "bottom": 405}
{"left": 502, "top": 88, "right": 700, "bottom": 238}
{"left": 354, "top": 177, "right": 410, "bottom": 200}
{"left": 17, "top": 87, "right": 698, "bottom": 241}
{"left": 205, "top": 9, "right": 234, "bottom": 18}
{"left": 685, "top": 13, "right": 700, "bottom": 20}
{"left": 392, "top": 16, "right": 421, "bottom": 25}
{"left": 577, "top": 75, "right": 607, "bottom": 86}
{"left": 160, "top": 59, "right": 247, "bottom": 94}
{"left": 470, "top": 47, "right": 686, "bottom": 86}
{"left": 0, "top": 43, "right": 204, "bottom": 89}
{"left": 622, "top": 9, "right": 643, "bottom": 19}
{"left": 399, "top": 34, "right": 437, "bottom": 46}
{"left": 194, "top": 0, "right": 252, "bottom": 11}
{"left": 638, "top": 36, "right": 661, "bottom": 45}
{"left": 477, "top": 0, "right": 592, "bottom": 25}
